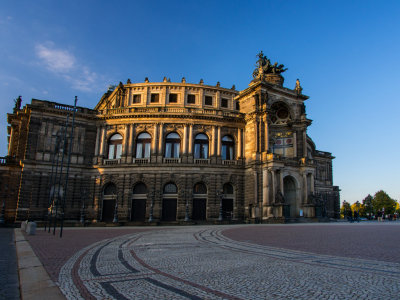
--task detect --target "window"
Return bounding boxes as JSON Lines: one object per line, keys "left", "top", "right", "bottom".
{"left": 236, "top": 102, "right": 240, "bottom": 110}
{"left": 150, "top": 93, "right": 159, "bottom": 103}
{"left": 108, "top": 134, "right": 123, "bottom": 159}
{"left": 187, "top": 94, "right": 196, "bottom": 104}
{"left": 205, "top": 96, "right": 213, "bottom": 106}
{"left": 164, "top": 183, "right": 177, "bottom": 194}
{"left": 133, "top": 182, "right": 148, "bottom": 194}
{"left": 193, "top": 183, "right": 207, "bottom": 194}
{"left": 104, "top": 183, "right": 117, "bottom": 195}
{"left": 169, "top": 93, "right": 178, "bottom": 103}
{"left": 165, "top": 132, "right": 180, "bottom": 158}
{"left": 132, "top": 94, "right": 141, "bottom": 104}
{"left": 221, "top": 98, "right": 228, "bottom": 108}
{"left": 223, "top": 183, "right": 234, "bottom": 195}
{"left": 194, "top": 133, "right": 209, "bottom": 159}
{"left": 136, "top": 132, "right": 151, "bottom": 158}
{"left": 222, "top": 136, "right": 234, "bottom": 160}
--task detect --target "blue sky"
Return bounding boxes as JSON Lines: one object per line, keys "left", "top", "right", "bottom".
{"left": 1, "top": 1, "right": 399, "bottom": 204}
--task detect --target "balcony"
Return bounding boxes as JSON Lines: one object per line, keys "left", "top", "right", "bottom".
{"left": 163, "top": 158, "right": 181, "bottom": 164}
{"left": 194, "top": 158, "right": 210, "bottom": 165}
{"left": 222, "top": 160, "right": 236, "bottom": 165}
{"left": 132, "top": 158, "right": 150, "bottom": 164}
{"left": 103, "top": 158, "right": 120, "bottom": 165}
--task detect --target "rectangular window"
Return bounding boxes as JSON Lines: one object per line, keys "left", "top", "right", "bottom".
{"left": 205, "top": 96, "right": 213, "bottom": 106}
{"left": 187, "top": 94, "right": 196, "bottom": 104}
{"left": 221, "top": 98, "right": 228, "bottom": 108}
{"left": 132, "top": 94, "right": 141, "bottom": 104}
{"left": 150, "top": 94, "right": 159, "bottom": 103}
{"left": 236, "top": 102, "right": 240, "bottom": 110}
{"left": 169, "top": 93, "right": 178, "bottom": 103}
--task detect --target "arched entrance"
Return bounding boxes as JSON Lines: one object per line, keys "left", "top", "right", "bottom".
{"left": 222, "top": 183, "right": 234, "bottom": 219}
{"left": 162, "top": 183, "right": 178, "bottom": 221}
{"left": 131, "top": 182, "right": 147, "bottom": 221}
{"left": 102, "top": 183, "right": 116, "bottom": 222}
{"left": 192, "top": 182, "right": 207, "bottom": 220}
{"left": 283, "top": 176, "right": 297, "bottom": 218}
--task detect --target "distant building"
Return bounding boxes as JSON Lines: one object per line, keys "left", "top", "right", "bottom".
{"left": 0, "top": 53, "right": 340, "bottom": 224}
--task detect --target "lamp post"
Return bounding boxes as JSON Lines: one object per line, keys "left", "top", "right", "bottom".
{"left": 184, "top": 195, "right": 190, "bottom": 222}
{"left": 148, "top": 191, "right": 154, "bottom": 222}
{"left": 113, "top": 195, "right": 119, "bottom": 223}
{"left": 217, "top": 190, "right": 224, "bottom": 221}
{"left": 80, "top": 189, "right": 87, "bottom": 225}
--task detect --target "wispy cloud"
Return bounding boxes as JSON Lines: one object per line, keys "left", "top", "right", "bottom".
{"left": 35, "top": 44, "right": 75, "bottom": 72}
{"left": 35, "top": 42, "right": 103, "bottom": 92}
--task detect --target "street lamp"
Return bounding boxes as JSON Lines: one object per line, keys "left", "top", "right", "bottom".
{"left": 148, "top": 191, "right": 154, "bottom": 222}
{"left": 184, "top": 191, "right": 190, "bottom": 222}
{"left": 113, "top": 194, "right": 119, "bottom": 223}
{"left": 217, "top": 189, "right": 224, "bottom": 221}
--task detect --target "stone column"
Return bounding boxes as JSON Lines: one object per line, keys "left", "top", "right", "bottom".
{"left": 152, "top": 123, "right": 158, "bottom": 155}
{"left": 158, "top": 123, "right": 164, "bottom": 154}
{"left": 211, "top": 126, "right": 216, "bottom": 156}
{"left": 99, "top": 127, "right": 106, "bottom": 156}
{"left": 94, "top": 126, "right": 100, "bottom": 156}
{"left": 310, "top": 173, "right": 315, "bottom": 193}
{"left": 303, "top": 173, "right": 308, "bottom": 203}
{"left": 262, "top": 169, "right": 269, "bottom": 206}
{"left": 264, "top": 117, "right": 268, "bottom": 153}
{"left": 217, "top": 126, "right": 221, "bottom": 156}
{"left": 122, "top": 125, "right": 129, "bottom": 156}
{"left": 237, "top": 128, "right": 242, "bottom": 158}
{"left": 128, "top": 124, "right": 134, "bottom": 156}
{"left": 188, "top": 124, "right": 193, "bottom": 154}
{"left": 183, "top": 124, "right": 188, "bottom": 154}
{"left": 280, "top": 170, "right": 284, "bottom": 195}
{"left": 303, "top": 130, "right": 307, "bottom": 157}
{"left": 271, "top": 170, "right": 276, "bottom": 202}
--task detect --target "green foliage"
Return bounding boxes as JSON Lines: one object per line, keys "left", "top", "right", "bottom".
{"left": 372, "top": 190, "right": 396, "bottom": 215}
{"left": 361, "top": 194, "right": 373, "bottom": 218}
{"left": 340, "top": 200, "right": 352, "bottom": 218}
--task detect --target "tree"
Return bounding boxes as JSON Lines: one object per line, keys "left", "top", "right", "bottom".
{"left": 362, "top": 194, "right": 373, "bottom": 219}
{"left": 340, "top": 200, "right": 352, "bottom": 219}
{"left": 372, "top": 190, "right": 396, "bottom": 215}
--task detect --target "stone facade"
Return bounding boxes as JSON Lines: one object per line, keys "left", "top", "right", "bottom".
{"left": 0, "top": 54, "right": 340, "bottom": 224}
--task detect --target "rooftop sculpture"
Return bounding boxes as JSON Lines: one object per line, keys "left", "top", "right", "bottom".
{"left": 252, "top": 51, "right": 288, "bottom": 79}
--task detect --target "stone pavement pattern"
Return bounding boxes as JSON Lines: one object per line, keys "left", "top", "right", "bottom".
{"left": 49, "top": 224, "right": 400, "bottom": 300}
{"left": 0, "top": 228, "right": 20, "bottom": 300}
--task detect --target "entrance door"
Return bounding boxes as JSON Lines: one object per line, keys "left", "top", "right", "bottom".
{"left": 222, "top": 198, "right": 233, "bottom": 219}
{"left": 162, "top": 198, "right": 177, "bottom": 221}
{"left": 283, "top": 176, "right": 297, "bottom": 218}
{"left": 131, "top": 199, "right": 146, "bottom": 221}
{"left": 192, "top": 198, "right": 207, "bottom": 220}
{"left": 102, "top": 199, "right": 115, "bottom": 222}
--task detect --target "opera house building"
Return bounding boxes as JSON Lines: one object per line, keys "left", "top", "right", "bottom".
{"left": 0, "top": 53, "right": 340, "bottom": 224}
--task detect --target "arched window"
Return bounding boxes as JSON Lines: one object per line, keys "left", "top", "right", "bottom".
{"left": 133, "top": 182, "right": 148, "bottom": 194}
{"left": 165, "top": 133, "right": 180, "bottom": 158}
{"left": 193, "top": 183, "right": 207, "bottom": 194}
{"left": 223, "top": 183, "right": 234, "bottom": 195}
{"left": 163, "top": 183, "right": 178, "bottom": 194}
{"left": 194, "top": 133, "right": 209, "bottom": 159}
{"left": 221, "top": 136, "right": 234, "bottom": 160}
{"left": 103, "top": 183, "right": 117, "bottom": 195}
{"left": 136, "top": 132, "right": 151, "bottom": 158}
{"left": 108, "top": 134, "right": 123, "bottom": 159}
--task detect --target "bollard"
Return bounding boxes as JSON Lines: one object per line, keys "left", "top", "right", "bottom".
{"left": 21, "top": 220, "right": 28, "bottom": 231}
{"left": 26, "top": 221, "right": 37, "bottom": 235}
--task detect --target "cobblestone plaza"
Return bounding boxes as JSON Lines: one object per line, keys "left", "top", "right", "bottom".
{"left": 20, "top": 223, "right": 400, "bottom": 299}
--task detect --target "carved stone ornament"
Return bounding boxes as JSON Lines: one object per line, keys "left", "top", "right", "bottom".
{"left": 252, "top": 51, "right": 288, "bottom": 79}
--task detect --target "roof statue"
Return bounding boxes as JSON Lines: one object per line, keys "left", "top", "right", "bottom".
{"left": 295, "top": 78, "right": 303, "bottom": 95}
{"left": 252, "top": 51, "right": 288, "bottom": 79}
{"left": 13, "top": 96, "right": 22, "bottom": 113}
